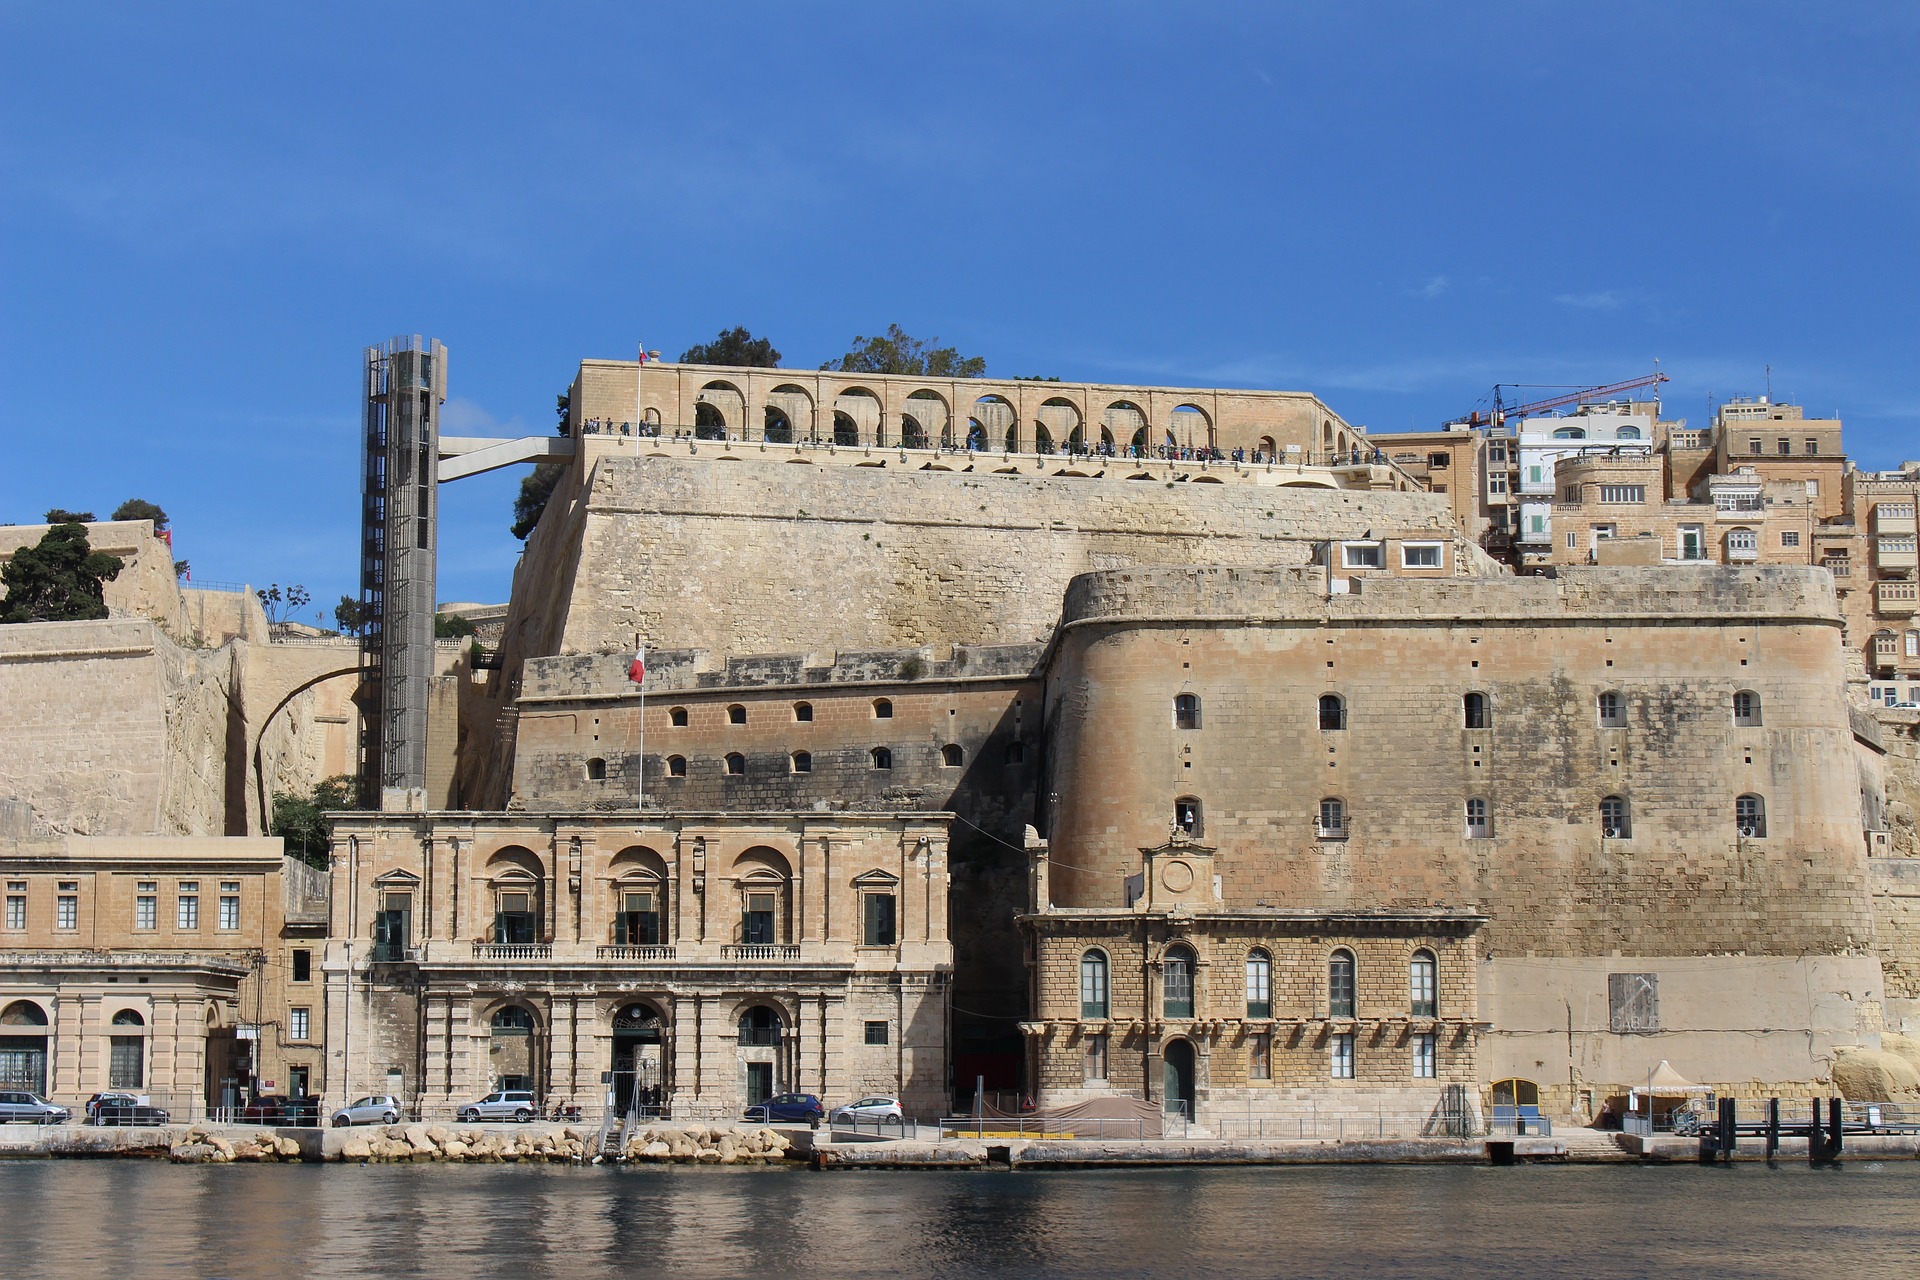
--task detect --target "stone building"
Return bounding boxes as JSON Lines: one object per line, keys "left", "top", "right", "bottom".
{"left": 322, "top": 811, "right": 952, "bottom": 1118}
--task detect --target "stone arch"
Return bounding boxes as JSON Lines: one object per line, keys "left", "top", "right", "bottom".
{"left": 484, "top": 846, "right": 544, "bottom": 945}
{"left": 900, "top": 413, "right": 929, "bottom": 450}
{"left": 1039, "top": 398, "right": 1081, "bottom": 454}
{"left": 609, "top": 844, "right": 670, "bottom": 881}
{"left": 733, "top": 845, "right": 795, "bottom": 945}
{"left": 767, "top": 384, "right": 813, "bottom": 442}
{"left": 1, "top": 999, "right": 50, "bottom": 1025}
{"left": 1034, "top": 425, "right": 1055, "bottom": 455}
{"left": 833, "top": 386, "right": 883, "bottom": 446}
{"left": 973, "top": 394, "right": 1017, "bottom": 452}
{"left": 695, "top": 380, "right": 743, "bottom": 440}
{"left": 1171, "top": 403, "right": 1212, "bottom": 452}
{"left": 1257, "top": 434, "right": 1277, "bottom": 461}
{"left": 907, "top": 389, "right": 951, "bottom": 447}
{"left": 1103, "top": 401, "right": 1146, "bottom": 453}
{"left": 486, "top": 1000, "right": 544, "bottom": 1094}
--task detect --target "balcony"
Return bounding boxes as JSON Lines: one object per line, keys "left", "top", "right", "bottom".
{"left": 1876, "top": 537, "right": 1918, "bottom": 571}
{"left": 1872, "top": 505, "right": 1917, "bottom": 536}
{"left": 595, "top": 944, "right": 677, "bottom": 962}
{"left": 472, "top": 942, "right": 552, "bottom": 961}
{"left": 1876, "top": 580, "right": 1918, "bottom": 616}
{"left": 721, "top": 944, "right": 801, "bottom": 962}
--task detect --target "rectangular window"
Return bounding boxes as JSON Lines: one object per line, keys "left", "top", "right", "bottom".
{"left": 1412, "top": 1033, "right": 1437, "bottom": 1079}
{"left": 290, "top": 1008, "right": 310, "bottom": 1041}
{"left": 1488, "top": 476, "right": 1507, "bottom": 495}
{"left": 135, "top": 881, "right": 156, "bottom": 931}
{"left": 1331, "top": 1033, "right": 1355, "bottom": 1079}
{"left": 177, "top": 883, "right": 199, "bottom": 930}
{"left": 219, "top": 882, "right": 240, "bottom": 931}
{"left": 1561, "top": 484, "right": 1584, "bottom": 504}
{"left": 1249, "top": 1033, "right": 1272, "bottom": 1081}
{"left": 1527, "top": 465, "right": 1544, "bottom": 485}
{"left": 1781, "top": 530, "right": 1801, "bottom": 548}
{"left": 621, "top": 891, "right": 660, "bottom": 945}
{"left": 1489, "top": 444, "right": 1507, "bottom": 463}
{"left": 1608, "top": 972, "right": 1660, "bottom": 1033}
{"left": 1598, "top": 485, "right": 1645, "bottom": 504}
{"left": 1777, "top": 438, "right": 1791, "bottom": 455}
{"left": 4, "top": 882, "right": 23, "bottom": 930}
{"left": 292, "top": 949, "right": 311, "bottom": 982}
{"left": 1341, "top": 542, "right": 1382, "bottom": 569}
{"left": 109, "top": 1036, "right": 144, "bottom": 1089}
{"left": 56, "top": 883, "right": 77, "bottom": 931}
{"left": 744, "top": 893, "right": 776, "bottom": 946}
{"left": 1400, "top": 543, "right": 1442, "bottom": 569}
{"left": 1465, "top": 798, "right": 1490, "bottom": 838}
{"left": 862, "top": 892, "right": 897, "bottom": 946}
{"left": 1748, "top": 438, "right": 1762, "bottom": 455}
{"left": 1805, "top": 438, "right": 1819, "bottom": 456}
{"left": 1566, "top": 531, "right": 1577, "bottom": 549}
{"left": 1084, "top": 1033, "right": 1108, "bottom": 1082}
{"left": 864, "top": 1020, "right": 888, "bottom": 1046}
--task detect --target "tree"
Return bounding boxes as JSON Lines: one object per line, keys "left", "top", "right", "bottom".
{"left": 43, "top": 508, "right": 95, "bottom": 524}
{"left": 271, "top": 774, "right": 360, "bottom": 868}
{"left": 1, "top": 522, "right": 124, "bottom": 624}
{"left": 821, "top": 324, "right": 986, "bottom": 378}
{"left": 680, "top": 327, "right": 782, "bottom": 367}
{"left": 434, "top": 612, "right": 476, "bottom": 638}
{"left": 111, "top": 499, "right": 169, "bottom": 532}
{"left": 256, "top": 583, "right": 311, "bottom": 629}
{"left": 334, "top": 595, "right": 371, "bottom": 636}
{"left": 511, "top": 392, "right": 574, "bottom": 540}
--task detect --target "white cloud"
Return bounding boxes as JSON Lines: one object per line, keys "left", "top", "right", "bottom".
{"left": 1411, "top": 275, "right": 1450, "bottom": 300}
{"left": 1554, "top": 290, "right": 1627, "bottom": 311}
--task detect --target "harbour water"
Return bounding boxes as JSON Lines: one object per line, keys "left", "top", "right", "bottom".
{"left": 2, "top": 1160, "right": 1916, "bottom": 1278}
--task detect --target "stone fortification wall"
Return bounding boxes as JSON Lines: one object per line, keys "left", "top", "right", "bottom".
{"left": 0, "top": 520, "right": 186, "bottom": 636}
{"left": 1043, "top": 565, "right": 1872, "bottom": 958}
{"left": 515, "top": 453, "right": 1465, "bottom": 662}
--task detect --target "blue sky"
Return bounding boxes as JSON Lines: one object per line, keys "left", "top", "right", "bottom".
{"left": 3, "top": 2, "right": 1914, "bottom": 617}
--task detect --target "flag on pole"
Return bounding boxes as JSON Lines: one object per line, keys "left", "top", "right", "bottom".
{"left": 627, "top": 643, "right": 646, "bottom": 685}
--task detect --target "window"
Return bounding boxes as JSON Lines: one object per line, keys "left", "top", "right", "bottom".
{"left": 941, "top": 744, "right": 964, "bottom": 767}
{"left": 727, "top": 704, "right": 747, "bottom": 725}
{"left": 1748, "top": 437, "right": 1762, "bottom": 456}
{"left": 1600, "top": 795, "right": 1631, "bottom": 839}
{"left": 1246, "top": 950, "right": 1273, "bottom": 1019}
{"left": 1004, "top": 741, "right": 1027, "bottom": 765}
{"left": 1410, "top": 950, "right": 1437, "bottom": 1017}
{"left": 4, "top": 883, "right": 23, "bottom": 931}
{"left": 1317, "top": 798, "right": 1347, "bottom": 840}
{"left": 864, "top": 1021, "right": 889, "bottom": 1046}
{"left": 109, "top": 1015, "right": 144, "bottom": 1089}
{"left": 1084, "top": 1033, "right": 1108, "bottom": 1082}
{"left": 1552, "top": 427, "right": 1585, "bottom": 440}
{"left": 1318, "top": 694, "right": 1346, "bottom": 731}
{"left": 1727, "top": 527, "right": 1758, "bottom": 557}
{"left": 738, "top": 1006, "right": 782, "bottom": 1047}
{"left": 870, "top": 747, "right": 892, "bottom": 770}
{"left": 1173, "top": 693, "right": 1201, "bottom": 730}
{"left": 1163, "top": 947, "right": 1195, "bottom": 1019}
{"left": 1412, "top": 1033, "right": 1437, "bottom": 1079}
{"left": 177, "top": 882, "right": 199, "bottom": 930}
{"left": 1331, "top": 1032, "right": 1355, "bottom": 1079}
{"left": 1489, "top": 444, "right": 1508, "bottom": 463}
{"left": 1465, "top": 798, "right": 1490, "bottom": 838}
{"left": 1679, "top": 526, "right": 1705, "bottom": 561}
{"left": 1777, "top": 438, "right": 1791, "bottom": 456}
{"left": 1909, "top": 631, "right": 1920, "bottom": 659}
{"left": 494, "top": 888, "right": 536, "bottom": 944}
{"left": 219, "top": 881, "right": 240, "bottom": 930}
{"left": 1598, "top": 485, "right": 1645, "bottom": 504}
{"left": 1590, "top": 523, "right": 1617, "bottom": 542}
{"left": 1736, "top": 794, "right": 1767, "bottom": 838}
{"left": 1488, "top": 475, "right": 1508, "bottom": 495}
{"left": 1805, "top": 438, "right": 1819, "bottom": 456}
{"left": 56, "top": 884, "right": 76, "bottom": 931}
{"left": 618, "top": 889, "right": 661, "bottom": 945}
{"left": 1329, "top": 950, "right": 1356, "bottom": 1018}
{"left": 1597, "top": 691, "right": 1625, "bottom": 727}
{"left": 1733, "top": 690, "right": 1762, "bottom": 726}
{"left": 292, "top": 949, "right": 311, "bottom": 982}
{"left": 669, "top": 706, "right": 688, "bottom": 727}
{"left": 1081, "top": 951, "right": 1110, "bottom": 1019}
{"left": 1401, "top": 542, "right": 1443, "bottom": 568}
{"left": 1428, "top": 452, "right": 1450, "bottom": 469}
{"left": 135, "top": 882, "right": 156, "bottom": 931}
{"left": 1342, "top": 542, "right": 1383, "bottom": 569}
{"left": 1174, "top": 796, "right": 1202, "bottom": 837}
{"left": 586, "top": 757, "right": 606, "bottom": 781}
{"left": 744, "top": 894, "right": 777, "bottom": 945}
{"left": 1561, "top": 485, "right": 1584, "bottom": 504}
{"left": 872, "top": 699, "right": 893, "bottom": 719}
{"left": 290, "top": 1008, "right": 310, "bottom": 1041}
{"left": 1780, "top": 531, "right": 1800, "bottom": 548}
{"left": 1249, "top": 1033, "right": 1272, "bottom": 1081}
{"left": 793, "top": 702, "right": 813, "bottom": 722}
{"left": 1463, "top": 692, "right": 1489, "bottom": 729}
{"left": 1615, "top": 426, "right": 1642, "bottom": 440}
{"left": 862, "top": 892, "right": 897, "bottom": 946}
{"left": 724, "top": 752, "right": 746, "bottom": 776}
{"left": 790, "top": 751, "right": 812, "bottom": 774}
{"left": 666, "top": 755, "right": 687, "bottom": 777}
{"left": 1565, "top": 530, "right": 1578, "bottom": 549}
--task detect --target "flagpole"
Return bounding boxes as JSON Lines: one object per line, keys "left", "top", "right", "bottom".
{"left": 635, "top": 630, "right": 645, "bottom": 816}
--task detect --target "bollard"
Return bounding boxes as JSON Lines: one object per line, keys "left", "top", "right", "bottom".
{"left": 1809, "top": 1098, "right": 1823, "bottom": 1164}
{"left": 1829, "top": 1097, "right": 1843, "bottom": 1159}
{"left": 1765, "top": 1097, "right": 1779, "bottom": 1159}
{"left": 1717, "top": 1097, "right": 1736, "bottom": 1158}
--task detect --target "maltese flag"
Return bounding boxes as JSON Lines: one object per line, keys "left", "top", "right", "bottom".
{"left": 627, "top": 643, "right": 646, "bottom": 685}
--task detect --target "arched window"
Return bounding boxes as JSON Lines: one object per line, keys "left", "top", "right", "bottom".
{"left": 1410, "top": 950, "right": 1437, "bottom": 1017}
{"left": 1464, "top": 797, "right": 1490, "bottom": 838}
{"left": 111, "top": 1008, "right": 145, "bottom": 1026}
{"left": 586, "top": 757, "right": 607, "bottom": 781}
{"left": 1597, "top": 691, "right": 1626, "bottom": 727}
{"left": 790, "top": 751, "right": 811, "bottom": 774}
{"left": 491, "top": 1005, "right": 535, "bottom": 1035}
{"left": 793, "top": 702, "right": 813, "bottom": 722}
{"left": 669, "top": 706, "right": 689, "bottom": 727}
{"left": 1163, "top": 946, "right": 1195, "bottom": 1019}
{"left": 1174, "top": 694, "right": 1201, "bottom": 730}
{"left": 873, "top": 699, "right": 893, "bottom": 719}
{"left": 109, "top": 1009, "right": 145, "bottom": 1089}
{"left": 1080, "top": 950, "right": 1109, "bottom": 1019}
{"left": 1736, "top": 794, "right": 1767, "bottom": 838}
{"left": 727, "top": 704, "right": 747, "bottom": 725}
{"left": 1246, "top": 950, "right": 1273, "bottom": 1019}
{"left": 1174, "top": 796, "right": 1202, "bottom": 837}
{"left": 724, "top": 753, "right": 746, "bottom": 776}
{"left": 1551, "top": 427, "right": 1587, "bottom": 440}
{"left": 1463, "top": 692, "right": 1490, "bottom": 729}
{"left": 738, "top": 1005, "right": 783, "bottom": 1046}
{"left": 1328, "top": 950, "right": 1356, "bottom": 1018}
{"left": 1601, "top": 795, "right": 1631, "bottom": 838}
{"left": 941, "top": 744, "right": 964, "bottom": 767}
{"left": 1319, "top": 694, "right": 1346, "bottom": 731}
{"left": 1733, "top": 690, "right": 1762, "bottom": 726}
{"left": 870, "top": 747, "right": 893, "bottom": 770}
{"left": 666, "top": 755, "right": 687, "bottom": 778}
{"left": 1318, "top": 798, "right": 1347, "bottom": 840}
{"left": 1615, "top": 425, "right": 1642, "bottom": 440}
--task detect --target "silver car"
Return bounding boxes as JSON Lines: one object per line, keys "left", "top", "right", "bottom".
{"left": 330, "top": 1094, "right": 402, "bottom": 1127}
{"left": 830, "top": 1095, "right": 905, "bottom": 1124}
{"left": 457, "top": 1090, "right": 538, "bottom": 1123}
{"left": 0, "top": 1090, "right": 71, "bottom": 1124}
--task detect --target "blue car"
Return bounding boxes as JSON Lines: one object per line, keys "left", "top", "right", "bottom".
{"left": 744, "top": 1093, "right": 824, "bottom": 1127}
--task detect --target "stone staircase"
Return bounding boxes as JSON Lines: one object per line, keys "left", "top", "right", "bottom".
{"left": 1556, "top": 1126, "right": 1631, "bottom": 1160}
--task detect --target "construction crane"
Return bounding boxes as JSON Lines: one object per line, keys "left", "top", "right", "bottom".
{"left": 1454, "top": 370, "right": 1670, "bottom": 428}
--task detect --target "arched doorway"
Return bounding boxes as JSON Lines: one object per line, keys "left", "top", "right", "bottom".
{"left": 490, "top": 1004, "right": 539, "bottom": 1093}
{"left": 611, "top": 1002, "right": 667, "bottom": 1116}
{"left": 0, "top": 1000, "right": 50, "bottom": 1094}
{"left": 1162, "top": 1039, "right": 1196, "bottom": 1121}
{"left": 1490, "top": 1077, "right": 1541, "bottom": 1130}
{"left": 738, "top": 1005, "right": 785, "bottom": 1106}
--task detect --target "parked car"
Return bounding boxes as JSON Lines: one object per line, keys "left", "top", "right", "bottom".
{"left": 85, "top": 1091, "right": 149, "bottom": 1120}
{"left": 89, "top": 1102, "right": 170, "bottom": 1126}
{"left": 0, "top": 1091, "right": 70, "bottom": 1124}
{"left": 830, "top": 1095, "right": 904, "bottom": 1125}
{"left": 331, "top": 1095, "right": 403, "bottom": 1127}
{"left": 237, "top": 1095, "right": 322, "bottom": 1126}
{"left": 744, "top": 1093, "right": 825, "bottom": 1127}
{"left": 457, "top": 1090, "right": 539, "bottom": 1123}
